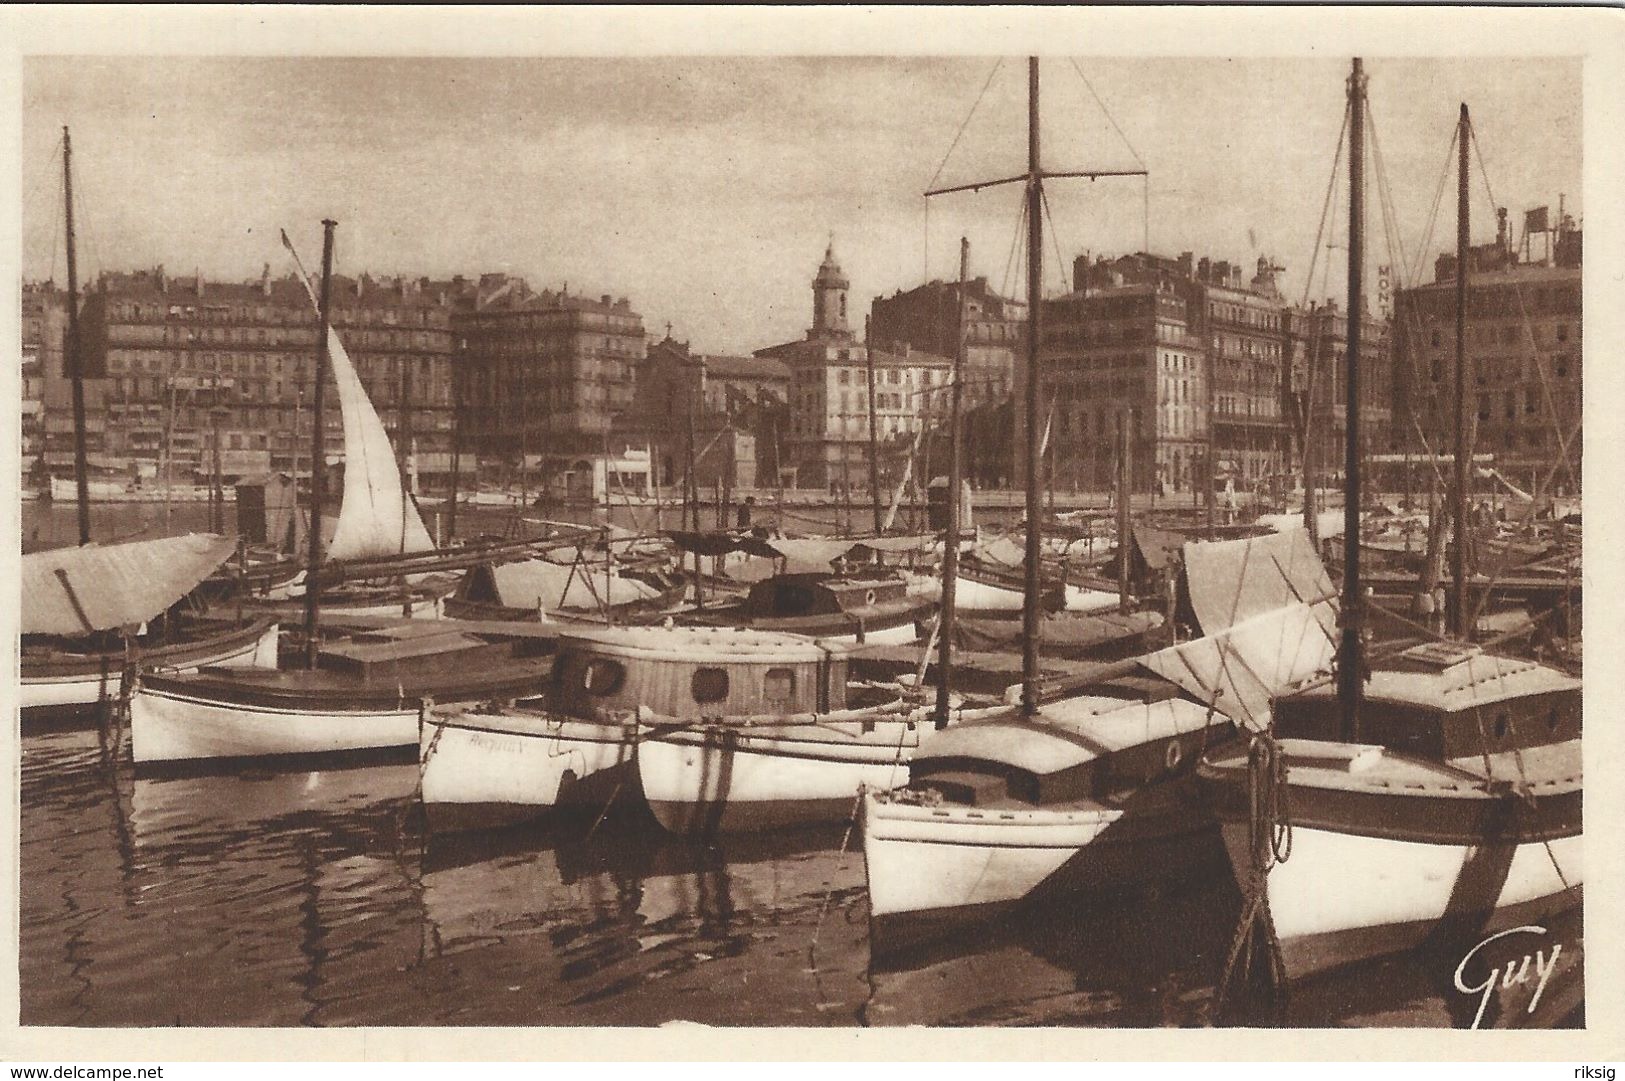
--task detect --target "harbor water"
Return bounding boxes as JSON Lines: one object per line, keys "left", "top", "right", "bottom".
{"left": 19, "top": 727, "right": 1582, "bottom": 1028}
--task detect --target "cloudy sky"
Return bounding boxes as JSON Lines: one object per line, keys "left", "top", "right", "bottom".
{"left": 22, "top": 49, "right": 1580, "bottom": 355}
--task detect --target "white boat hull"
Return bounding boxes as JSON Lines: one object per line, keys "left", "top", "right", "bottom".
{"left": 419, "top": 710, "right": 637, "bottom": 832}
{"left": 638, "top": 721, "right": 920, "bottom": 836}
{"left": 1223, "top": 822, "right": 1584, "bottom": 981}
{"left": 20, "top": 622, "right": 280, "bottom": 713}
{"left": 130, "top": 683, "right": 421, "bottom": 765}
{"left": 862, "top": 794, "right": 1121, "bottom": 921}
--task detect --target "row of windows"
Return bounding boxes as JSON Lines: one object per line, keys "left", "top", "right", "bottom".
{"left": 568, "top": 658, "right": 799, "bottom": 708}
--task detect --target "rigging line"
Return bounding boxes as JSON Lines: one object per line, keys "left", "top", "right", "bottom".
{"left": 999, "top": 193, "right": 1028, "bottom": 303}
{"left": 925, "top": 57, "right": 1005, "bottom": 195}
{"left": 1067, "top": 58, "right": 1146, "bottom": 170}
{"left": 1039, "top": 183, "right": 1070, "bottom": 295}
{"left": 1366, "top": 104, "right": 1414, "bottom": 292}
{"left": 1299, "top": 98, "right": 1351, "bottom": 310}
{"left": 1410, "top": 125, "right": 1459, "bottom": 289}
{"left": 1466, "top": 118, "right": 1580, "bottom": 495}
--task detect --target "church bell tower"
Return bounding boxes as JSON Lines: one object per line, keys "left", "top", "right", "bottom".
{"left": 809, "top": 239, "right": 851, "bottom": 341}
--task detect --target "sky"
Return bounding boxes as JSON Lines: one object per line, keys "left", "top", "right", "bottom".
{"left": 22, "top": 54, "right": 1581, "bottom": 356}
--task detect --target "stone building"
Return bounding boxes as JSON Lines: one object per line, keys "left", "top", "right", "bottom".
{"left": 452, "top": 276, "right": 646, "bottom": 470}
{"left": 755, "top": 243, "right": 952, "bottom": 490}
{"left": 631, "top": 336, "right": 790, "bottom": 490}
{"left": 55, "top": 266, "right": 470, "bottom": 488}
{"left": 1393, "top": 213, "right": 1581, "bottom": 486}
{"left": 1283, "top": 297, "right": 1393, "bottom": 488}
{"left": 868, "top": 276, "right": 1024, "bottom": 406}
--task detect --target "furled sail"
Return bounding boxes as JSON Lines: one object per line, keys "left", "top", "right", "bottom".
{"left": 281, "top": 230, "right": 436, "bottom": 561}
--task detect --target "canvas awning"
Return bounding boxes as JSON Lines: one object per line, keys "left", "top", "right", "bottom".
{"left": 22, "top": 533, "right": 238, "bottom": 636}
{"left": 489, "top": 559, "right": 662, "bottom": 612}
{"left": 1182, "top": 528, "right": 1334, "bottom": 637}
{"left": 1140, "top": 601, "right": 1337, "bottom": 731}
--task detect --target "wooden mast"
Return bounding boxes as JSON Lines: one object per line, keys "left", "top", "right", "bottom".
{"left": 1021, "top": 56, "right": 1044, "bottom": 716}
{"left": 935, "top": 237, "right": 970, "bottom": 728}
{"left": 302, "top": 219, "right": 337, "bottom": 670}
{"left": 1336, "top": 59, "right": 1366, "bottom": 738}
{"left": 1451, "top": 103, "right": 1472, "bottom": 639}
{"left": 62, "top": 127, "right": 91, "bottom": 545}
{"left": 447, "top": 364, "right": 462, "bottom": 543}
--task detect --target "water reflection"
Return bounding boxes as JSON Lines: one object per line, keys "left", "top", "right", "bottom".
{"left": 19, "top": 731, "right": 1582, "bottom": 1028}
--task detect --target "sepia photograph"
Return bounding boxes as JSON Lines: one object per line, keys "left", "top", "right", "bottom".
{"left": 3, "top": 4, "right": 1620, "bottom": 1062}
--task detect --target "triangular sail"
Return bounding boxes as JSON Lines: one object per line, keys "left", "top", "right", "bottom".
{"left": 323, "top": 325, "right": 436, "bottom": 560}
{"left": 281, "top": 230, "right": 435, "bottom": 561}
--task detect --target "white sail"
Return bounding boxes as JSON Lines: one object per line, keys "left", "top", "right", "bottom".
{"left": 281, "top": 229, "right": 435, "bottom": 561}
{"left": 323, "top": 325, "right": 436, "bottom": 560}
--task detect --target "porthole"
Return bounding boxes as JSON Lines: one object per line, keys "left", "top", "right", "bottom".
{"left": 1164, "top": 739, "right": 1183, "bottom": 771}
{"left": 582, "top": 658, "right": 625, "bottom": 697}
{"left": 692, "top": 666, "right": 730, "bottom": 705}
{"left": 1492, "top": 712, "right": 1509, "bottom": 740}
{"left": 764, "top": 667, "right": 796, "bottom": 707}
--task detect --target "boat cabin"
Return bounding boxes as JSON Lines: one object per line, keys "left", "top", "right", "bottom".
{"left": 547, "top": 625, "right": 851, "bottom": 721}
{"left": 1275, "top": 641, "right": 1582, "bottom": 761}
{"left": 681, "top": 571, "right": 927, "bottom": 640}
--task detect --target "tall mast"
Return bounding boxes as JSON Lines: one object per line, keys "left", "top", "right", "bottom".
{"left": 1336, "top": 59, "right": 1366, "bottom": 738}
{"left": 303, "top": 219, "right": 337, "bottom": 670}
{"left": 1451, "top": 103, "right": 1472, "bottom": 639}
{"left": 936, "top": 237, "right": 970, "bottom": 727}
{"left": 62, "top": 127, "right": 91, "bottom": 546}
{"left": 447, "top": 365, "right": 462, "bottom": 543}
{"left": 1021, "top": 56, "right": 1044, "bottom": 717}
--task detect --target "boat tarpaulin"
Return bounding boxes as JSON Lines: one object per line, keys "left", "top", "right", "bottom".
{"left": 666, "top": 531, "right": 782, "bottom": 559}
{"left": 851, "top": 534, "right": 937, "bottom": 555}
{"left": 974, "top": 534, "right": 1027, "bottom": 569}
{"left": 1133, "top": 524, "right": 1186, "bottom": 572}
{"left": 1139, "top": 601, "right": 1336, "bottom": 731}
{"left": 22, "top": 533, "right": 238, "bottom": 636}
{"left": 1182, "top": 528, "right": 1334, "bottom": 637}
{"left": 490, "top": 559, "right": 662, "bottom": 612}
{"left": 955, "top": 610, "right": 1163, "bottom": 661}
{"left": 766, "top": 538, "right": 864, "bottom": 573}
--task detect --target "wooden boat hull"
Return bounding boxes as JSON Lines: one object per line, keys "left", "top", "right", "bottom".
{"left": 129, "top": 681, "right": 421, "bottom": 766}
{"left": 418, "top": 710, "right": 637, "bottom": 832}
{"left": 1215, "top": 820, "right": 1583, "bottom": 983}
{"left": 21, "top": 618, "right": 280, "bottom": 715}
{"left": 1199, "top": 741, "right": 1583, "bottom": 982}
{"left": 862, "top": 784, "right": 1222, "bottom": 954}
{"left": 638, "top": 720, "right": 921, "bottom": 837}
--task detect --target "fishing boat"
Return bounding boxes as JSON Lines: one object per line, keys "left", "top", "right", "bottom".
{"left": 20, "top": 534, "right": 279, "bottom": 723}
{"left": 132, "top": 619, "right": 558, "bottom": 767}
{"left": 1194, "top": 64, "right": 1582, "bottom": 990}
{"left": 862, "top": 59, "right": 1269, "bottom": 954}
{"left": 863, "top": 528, "right": 1331, "bottom": 952}
{"left": 127, "top": 222, "right": 553, "bottom": 768}
{"left": 418, "top": 625, "right": 933, "bottom": 835}
{"left": 22, "top": 133, "right": 280, "bottom": 729}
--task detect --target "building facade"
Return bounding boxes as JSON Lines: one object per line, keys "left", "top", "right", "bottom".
{"left": 868, "top": 276, "right": 1024, "bottom": 406}
{"left": 1041, "top": 271, "right": 1208, "bottom": 493}
{"left": 631, "top": 336, "right": 790, "bottom": 490}
{"left": 453, "top": 276, "right": 646, "bottom": 466}
{"left": 756, "top": 244, "right": 953, "bottom": 490}
{"left": 1393, "top": 217, "right": 1581, "bottom": 486}
{"left": 48, "top": 267, "right": 470, "bottom": 489}
{"left": 1284, "top": 297, "right": 1394, "bottom": 487}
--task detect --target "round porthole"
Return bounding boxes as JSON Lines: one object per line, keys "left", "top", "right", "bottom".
{"left": 1165, "top": 739, "right": 1183, "bottom": 771}
{"left": 1492, "top": 712, "right": 1509, "bottom": 740}
{"left": 865, "top": 589, "right": 877, "bottom": 606}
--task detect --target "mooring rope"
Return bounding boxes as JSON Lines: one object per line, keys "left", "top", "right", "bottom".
{"left": 1213, "top": 730, "right": 1292, "bottom": 1023}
